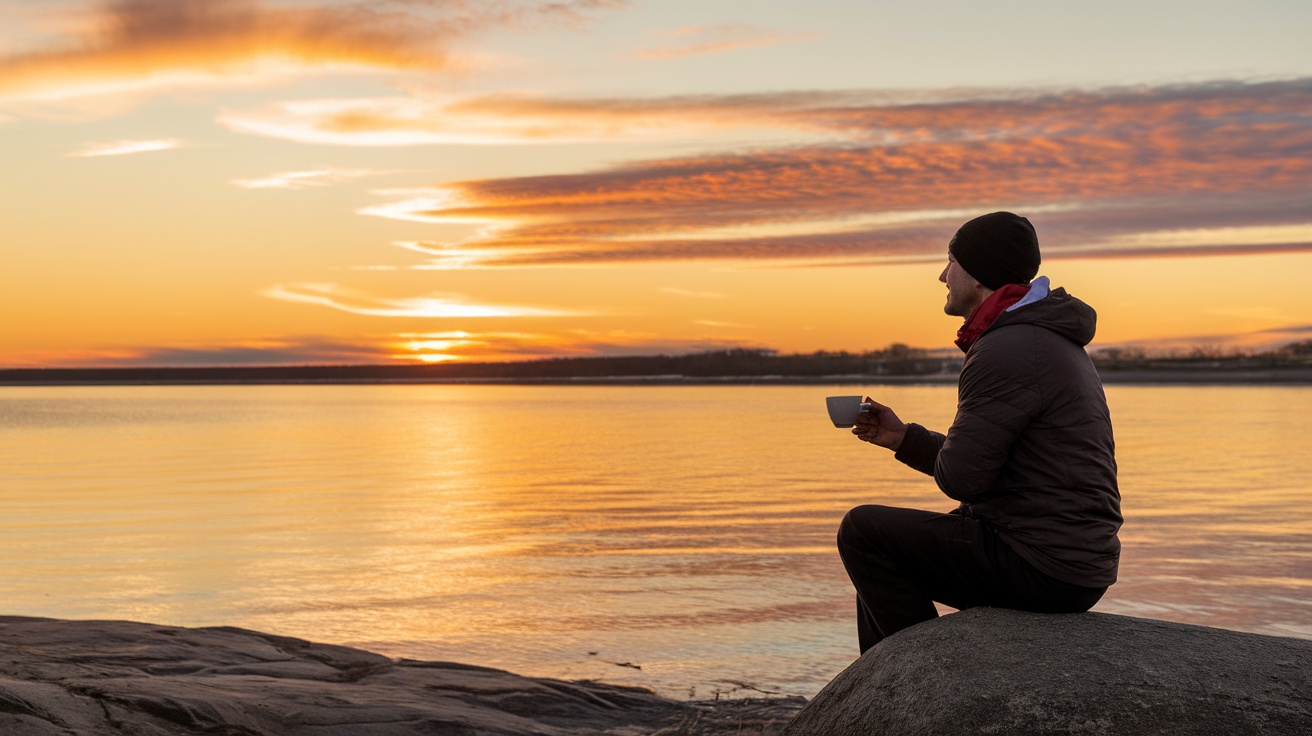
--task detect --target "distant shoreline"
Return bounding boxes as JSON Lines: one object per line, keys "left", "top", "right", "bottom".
{"left": 3, "top": 369, "right": 1312, "bottom": 386}
{"left": 5, "top": 347, "right": 1311, "bottom": 387}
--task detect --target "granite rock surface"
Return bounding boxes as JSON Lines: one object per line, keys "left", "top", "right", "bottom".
{"left": 782, "top": 607, "right": 1312, "bottom": 736}
{"left": 0, "top": 616, "right": 804, "bottom": 735}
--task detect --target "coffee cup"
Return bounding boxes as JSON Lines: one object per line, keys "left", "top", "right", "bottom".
{"left": 826, "top": 395, "right": 872, "bottom": 428}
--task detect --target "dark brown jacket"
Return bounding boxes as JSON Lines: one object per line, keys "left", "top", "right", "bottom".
{"left": 894, "top": 287, "right": 1122, "bottom": 587}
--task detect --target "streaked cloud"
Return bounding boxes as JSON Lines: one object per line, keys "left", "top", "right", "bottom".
{"left": 634, "top": 24, "right": 822, "bottom": 61}
{"left": 9, "top": 329, "right": 752, "bottom": 366}
{"left": 231, "top": 167, "right": 377, "bottom": 190}
{"left": 66, "top": 137, "right": 182, "bottom": 157}
{"left": 390, "top": 329, "right": 750, "bottom": 363}
{"left": 216, "top": 90, "right": 810, "bottom": 145}
{"left": 0, "top": 0, "right": 622, "bottom": 103}
{"left": 347, "top": 79, "right": 1312, "bottom": 267}
{"left": 0, "top": 328, "right": 749, "bottom": 367}
{"left": 0, "top": 336, "right": 395, "bottom": 368}
{"left": 264, "top": 282, "right": 580, "bottom": 318}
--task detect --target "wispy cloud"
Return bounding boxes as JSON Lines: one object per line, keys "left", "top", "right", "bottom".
{"left": 634, "top": 24, "right": 821, "bottom": 61}
{"left": 231, "top": 167, "right": 377, "bottom": 190}
{"left": 66, "top": 137, "right": 182, "bottom": 157}
{"left": 264, "top": 282, "right": 580, "bottom": 318}
{"left": 343, "top": 79, "right": 1312, "bottom": 267}
{"left": 0, "top": 326, "right": 748, "bottom": 367}
{"left": 216, "top": 90, "right": 815, "bottom": 145}
{"left": 0, "top": 0, "right": 622, "bottom": 103}
{"left": 390, "top": 329, "right": 750, "bottom": 363}
{"left": 0, "top": 336, "right": 395, "bottom": 368}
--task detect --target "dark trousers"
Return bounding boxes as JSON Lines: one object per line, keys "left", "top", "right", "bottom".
{"left": 837, "top": 504, "right": 1106, "bottom": 653}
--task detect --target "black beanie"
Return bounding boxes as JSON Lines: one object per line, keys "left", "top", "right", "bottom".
{"left": 947, "top": 212, "right": 1041, "bottom": 290}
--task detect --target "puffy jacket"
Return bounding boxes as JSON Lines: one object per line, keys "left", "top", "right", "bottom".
{"left": 894, "top": 287, "right": 1122, "bottom": 587}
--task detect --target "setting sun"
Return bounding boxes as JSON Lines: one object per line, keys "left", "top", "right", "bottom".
{"left": 3, "top": 0, "right": 1310, "bottom": 367}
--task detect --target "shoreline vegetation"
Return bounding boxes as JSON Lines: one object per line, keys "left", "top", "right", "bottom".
{"left": 3, "top": 342, "right": 1312, "bottom": 386}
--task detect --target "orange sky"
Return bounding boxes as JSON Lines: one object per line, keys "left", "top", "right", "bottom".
{"left": 2, "top": 0, "right": 1311, "bottom": 366}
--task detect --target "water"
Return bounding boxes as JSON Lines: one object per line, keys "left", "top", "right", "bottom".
{"left": 1, "top": 384, "right": 1309, "bottom": 698}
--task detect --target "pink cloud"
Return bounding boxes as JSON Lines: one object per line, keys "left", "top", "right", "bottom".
{"left": 348, "top": 79, "right": 1312, "bottom": 267}
{"left": 0, "top": 0, "right": 622, "bottom": 101}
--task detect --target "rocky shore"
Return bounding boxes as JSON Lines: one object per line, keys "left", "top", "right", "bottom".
{"left": 9, "top": 609, "right": 1312, "bottom": 735}
{"left": 0, "top": 616, "right": 805, "bottom": 735}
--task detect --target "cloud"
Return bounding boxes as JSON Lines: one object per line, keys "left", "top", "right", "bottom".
{"left": 390, "top": 329, "right": 751, "bottom": 363}
{"left": 66, "top": 137, "right": 182, "bottom": 157}
{"left": 216, "top": 90, "right": 816, "bottom": 146}
{"left": 264, "top": 282, "right": 580, "bottom": 318}
{"left": 341, "top": 79, "right": 1312, "bottom": 267}
{"left": 0, "top": 324, "right": 750, "bottom": 367}
{"left": 219, "top": 86, "right": 992, "bottom": 147}
{"left": 633, "top": 24, "right": 822, "bottom": 61}
{"left": 0, "top": 0, "right": 622, "bottom": 103}
{"left": 0, "top": 336, "right": 396, "bottom": 368}
{"left": 231, "top": 167, "right": 377, "bottom": 189}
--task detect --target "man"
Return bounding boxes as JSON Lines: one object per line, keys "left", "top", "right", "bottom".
{"left": 839, "top": 211, "right": 1121, "bottom": 653}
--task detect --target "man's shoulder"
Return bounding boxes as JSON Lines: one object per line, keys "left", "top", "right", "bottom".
{"left": 986, "top": 288, "right": 1098, "bottom": 347}
{"left": 966, "top": 321, "right": 1045, "bottom": 362}
{"left": 962, "top": 319, "right": 1094, "bottom": 393}
{"left": 959, "top": 326, "right": 1042, "bottom": 393}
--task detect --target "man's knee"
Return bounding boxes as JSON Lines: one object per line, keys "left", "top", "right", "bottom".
{"left": 837, "top": 504, "right": 899, "bottom": 552}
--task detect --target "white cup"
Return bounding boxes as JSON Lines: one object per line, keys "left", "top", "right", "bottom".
{"left": 826, "top": 395, "right": 872, "bottom": 428}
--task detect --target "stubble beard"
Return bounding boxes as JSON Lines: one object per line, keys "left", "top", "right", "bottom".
{"left": 944, "top": 291, "right": 967, "bottom": 318}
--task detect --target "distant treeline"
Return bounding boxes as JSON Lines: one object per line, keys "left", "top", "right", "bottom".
{"left": 1091, "top": 339, "right": 1312, "bottom": 371}
{"left": 0, "top": 345, "right": 958, "bottom": 384}
{"left": 3, "top": 341, "right": 1311, "bottom": 385}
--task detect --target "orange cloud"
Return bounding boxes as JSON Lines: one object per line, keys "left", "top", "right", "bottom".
{"left": 350, "top": 80, "right": 1312, "bottom": 267}
{"left": 263, "top": 282, "right": 582, "bottom": 318}
{"left": 633, "top": 24, "right": 822, "bottom": 61}
{"left": 389, "top": 329, "right": 749, "bottom": 363}
{"left": 0, "top": 330, "right": 748, "bottom": 367}
{"left": 217, "top": 90, "right": 826, "bottom": 145}
{"left": 0, "top": 0, "right": 621, "bottom": 101}
{"left": 0, "top": 336, "right": 394, "bottom": 368}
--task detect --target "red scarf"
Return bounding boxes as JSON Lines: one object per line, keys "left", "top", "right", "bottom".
{"left": 955, "top": 282, "right": 1032, "bottom": 353}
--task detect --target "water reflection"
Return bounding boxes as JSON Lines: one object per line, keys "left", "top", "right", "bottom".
{"left": 0, "top": 384, "right": 1309, "bottom": 696}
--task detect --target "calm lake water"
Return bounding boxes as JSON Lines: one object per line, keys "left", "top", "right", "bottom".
{"left": 1, "top": 384, "right": 1309, "bottom": 698}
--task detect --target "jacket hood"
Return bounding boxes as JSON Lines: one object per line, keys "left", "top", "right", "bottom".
{"left": 987, "top": 286, "right": 1097, "bottom": 346}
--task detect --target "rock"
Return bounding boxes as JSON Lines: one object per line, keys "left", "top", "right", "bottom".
{"left": 0, "top": 616, "right": 804, "bottom": 735}
{"left": 782, "top": 608, "right": 1312, "bottom": 735}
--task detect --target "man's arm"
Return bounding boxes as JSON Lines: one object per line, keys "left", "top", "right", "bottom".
{"left": 895, "top": 423, "right": 945, "bottom": 477}
{"left": 933, "top": 333, "right": 1041, "bottom": 501}
{"left": 851, "top": 399, "right": 944, "bottom": 477}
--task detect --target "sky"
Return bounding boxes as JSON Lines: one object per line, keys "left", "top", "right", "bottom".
{"left": 2, "top": 0, "right": 1310, "bottom": 367}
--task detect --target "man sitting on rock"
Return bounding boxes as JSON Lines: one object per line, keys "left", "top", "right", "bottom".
{"left": 840, "top": 212, "right": 1122, "bottom": 652}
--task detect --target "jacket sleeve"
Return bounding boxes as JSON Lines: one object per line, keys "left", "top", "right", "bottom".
{"left": 934, "top": 330, "right": 1042, "bottom": 502}
{"left": 894, "top": 423, "right": 944, "bottom": 476}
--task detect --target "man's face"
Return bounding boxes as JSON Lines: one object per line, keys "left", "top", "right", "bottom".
{"left": 939, "top": 252, "right": 987, "bottom": 317}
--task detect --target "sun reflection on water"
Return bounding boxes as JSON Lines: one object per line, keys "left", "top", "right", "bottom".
{"left": 0, "top": 383, "right": 1309, "bottom": 697}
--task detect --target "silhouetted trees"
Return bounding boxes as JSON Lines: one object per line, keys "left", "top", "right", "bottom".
{"left": 5, "top": 341, "right": 1311, "bottom": 385}
{"left": 1091, "top": 340, "right": 1312, "bottom": 371}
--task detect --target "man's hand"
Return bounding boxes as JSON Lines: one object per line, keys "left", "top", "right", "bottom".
{"left": 852, "top": 396, "right": 907, "bottom": 451}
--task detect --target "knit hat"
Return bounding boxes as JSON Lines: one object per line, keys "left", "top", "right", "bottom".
{"left": 947, "top": 212, "right": 1041, "bottom": 290}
